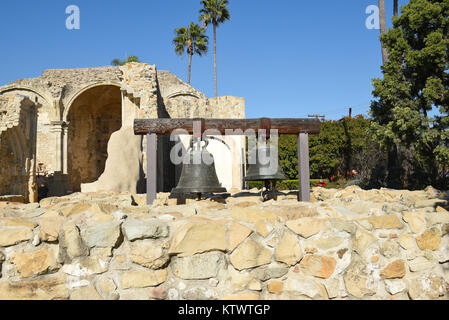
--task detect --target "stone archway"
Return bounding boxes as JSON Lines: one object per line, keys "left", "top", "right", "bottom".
{"left": 67, "top": 85, "right": 122, "bottom": 192}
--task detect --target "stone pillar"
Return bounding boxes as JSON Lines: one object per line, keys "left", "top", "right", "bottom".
{"left": 50, "top": 121, "right": 63, "bottom": 173}
{"left": 62, "top": 122, "right": 69, "bottom": 175}
{"left": 49, "top": 121, "right": 67, "bottom": 196}
{"left": 27, "top": 105, "right": 38, "bottom": 203}
{"left": 298, "top": 131, "right": 310, "bottom": 202}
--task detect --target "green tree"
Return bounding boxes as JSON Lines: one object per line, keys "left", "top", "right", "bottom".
{"left": 278, "top": 135, "right": 298, "bottom": 179}
{"left": 371, "top": 0, "right": 449, "bottom": 189}
{"left": 199, "top": 0, "right": 231, "bottom": 97}
{"left": 278, "top": 117, "right": 383, "bottom": 186}
{"left": 111, "top": 55, "right": 140, "bottom": 66}
{"left": 173, "top": 22, "right": 209, "bottom": 85}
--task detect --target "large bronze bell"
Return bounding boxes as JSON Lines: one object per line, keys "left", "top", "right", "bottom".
{"left": 171, "top": 138, "right": 227, "bottom": 198}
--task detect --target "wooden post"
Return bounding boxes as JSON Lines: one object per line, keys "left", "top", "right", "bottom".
{"left": 298, "top": 131, "right": 310, "bottom": 202}
{"left": 147, "top": 133, "right": 157, "bottom": 205}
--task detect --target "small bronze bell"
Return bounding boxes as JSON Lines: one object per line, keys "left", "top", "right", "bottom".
{"left": 244, "top": 143, "right": 289, "bottom": 201}
{"left": 244, "top": 144, "right": 289, "bottom": 182}
{"left": 171, "top": 138, "right": 227, "bottom": 198}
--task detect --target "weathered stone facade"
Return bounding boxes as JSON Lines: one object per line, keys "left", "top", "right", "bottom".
{"left": 0, "top": 186, "right": 447, "bottom": 300}
{"left": 0, "top": 95, "right": 38, "bottom": 202}
{"left": 0, "top": 63, "right": 245, "bottom": 201}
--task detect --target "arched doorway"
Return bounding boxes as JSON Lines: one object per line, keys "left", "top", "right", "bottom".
{"left": 67, "top": 85, "right": 122, "bottom": 192}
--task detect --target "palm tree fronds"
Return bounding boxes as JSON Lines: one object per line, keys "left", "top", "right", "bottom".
{"left": 173, "top": 22, "right": 209, "bottom": 84}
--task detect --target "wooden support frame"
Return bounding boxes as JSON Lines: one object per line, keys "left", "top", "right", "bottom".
{"left": 146, "top": 133, "right": 157, "bottom": 205}
{"left": 298, "top": 131, "right": 310, "bottom": 202}
{"left": 135, "top": 118, "right": 320, "bottom": 204}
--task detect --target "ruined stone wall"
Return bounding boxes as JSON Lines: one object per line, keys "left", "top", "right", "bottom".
{"left": 1, "top": 90, "right": 55, "bottom": 177}
{"left": 208, "top": 96, "right": 245, "bottom": 119}
{"left": 156, "top": 70, "right": 245, "bottom": 120}
{"left": 5, "top": 67, "right": 123, "bottom": 109}
{"left": 0, "top": 129, "right": 17, "bottom": 195}
{"left": 120, "top": 63, "right": 159, "bottom": 121}
{"left": 0, "top": 96, "right": 38, "bottom": 202}
{"left": 0, "top": 63, "right": 246, "bottom": 197}
{"left": 0, "top": 186, "right": 447, "bottom": 300}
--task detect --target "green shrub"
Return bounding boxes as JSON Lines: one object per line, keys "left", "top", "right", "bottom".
{"left": 247, "top": 181, "right": 264, "bottom": 189}
{"left": 276, "top": 180, "right": 299, "bottom": 190}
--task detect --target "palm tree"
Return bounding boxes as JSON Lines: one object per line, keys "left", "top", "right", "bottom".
{"left": 199, "top": 0, "right": 230, "bottom": 97}
{"left": 173, "top": 22, "right": 209, "bottom": 85}
{"left": 111, "top": 55, "right": 140, "bottom": 66}
{"left": 379, "top": 0, "right": 388, "bottom": 64}
{"left": 394, "top": 0, "right": 398, "bottom": 16}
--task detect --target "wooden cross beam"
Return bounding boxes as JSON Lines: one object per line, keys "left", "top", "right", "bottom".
{"left": 133, "top": 118, "right": 321, "bottom": 204}
{"left": 134, "top": 118, "right": 321, "bottom": 136}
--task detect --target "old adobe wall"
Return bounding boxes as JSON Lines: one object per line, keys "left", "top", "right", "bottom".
{"left": 0, "top": 186, "right": 447, "bottom": 300}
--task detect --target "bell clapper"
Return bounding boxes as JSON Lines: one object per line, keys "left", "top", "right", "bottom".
{"left": 260, "top": 180, "right": 277, "bottom": 202}
{"left": 260, "top": 187, "right": 265, "bottom": 202}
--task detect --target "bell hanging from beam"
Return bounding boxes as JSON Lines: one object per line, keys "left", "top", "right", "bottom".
{"left": 244, "top": 142, "right": 289, "bottom": 201}
{"left": 171, "top": 137, "right": 227, "bottom": 199}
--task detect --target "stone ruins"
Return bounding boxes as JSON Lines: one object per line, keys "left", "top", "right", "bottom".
{"left": 0, "top": 62, "right": 245, "bottom": 203}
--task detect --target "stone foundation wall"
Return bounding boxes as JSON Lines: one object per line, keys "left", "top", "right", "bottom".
{"left": 0, "top": 186, "right": 448, "bottom": 300}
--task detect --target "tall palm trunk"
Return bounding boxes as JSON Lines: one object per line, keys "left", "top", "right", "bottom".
{"left": 188, "top": 54, "right": 192, "bottom": 85}
{"left": 379, "top": 0, "right": 399, "bottom": 187}
{"left": 394, "top": 0, "right": 398, "bottom": 16}
{"left": 379, "top": 0, "right": 389, "bottom": 64}
{"left": 213, "top": 23, "right": 217, "bottom": 97}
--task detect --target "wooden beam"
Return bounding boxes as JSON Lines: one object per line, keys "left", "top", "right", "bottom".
{"left": 298, "top": 132, "right": 311, "bottom": 202}
{"left": 147, "top": 133, "right": 157, "bottom": 205}
{"left": 134, "top": 118, "right": 321, "bottom": 136}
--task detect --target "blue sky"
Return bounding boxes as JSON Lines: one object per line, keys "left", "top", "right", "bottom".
{"left": 0, "top": 0, "right": 406, "bottom": 119}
